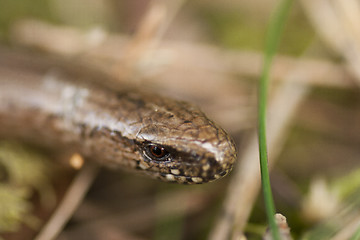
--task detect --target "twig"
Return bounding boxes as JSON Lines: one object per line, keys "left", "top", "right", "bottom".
{"left": 34, "top": 161, "right": 99, "bottom": 240}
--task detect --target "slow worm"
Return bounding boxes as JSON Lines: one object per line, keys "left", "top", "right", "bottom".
{"left": 0, "top": 49, "right": 237, "bottom": 184}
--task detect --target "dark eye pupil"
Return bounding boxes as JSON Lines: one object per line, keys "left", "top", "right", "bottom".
{"left": 150, "top": 145, "right": 165, "bottom": 158}
{"left": 144, "top": 143, "right": 170, "bottom": 161}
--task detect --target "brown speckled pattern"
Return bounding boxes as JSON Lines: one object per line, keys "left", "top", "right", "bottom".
{"left": 0, "top": 51, "right": 237, "bottom": 184}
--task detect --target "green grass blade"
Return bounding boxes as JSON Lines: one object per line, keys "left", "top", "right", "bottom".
{"left": 258, "top": 0, "right": 293, "bottom": 239}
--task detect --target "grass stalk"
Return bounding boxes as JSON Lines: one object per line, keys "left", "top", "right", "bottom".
{"left": 258, "top": 0, "right": 293, "bottom": 239}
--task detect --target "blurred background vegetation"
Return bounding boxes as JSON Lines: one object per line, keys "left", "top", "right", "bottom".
{"left": 1, "top": 0, "right": 360, "bottom": 239}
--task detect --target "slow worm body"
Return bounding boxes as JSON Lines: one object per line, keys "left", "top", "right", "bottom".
{"left": 0, "top": 49, "right": 236, "bottom": 184}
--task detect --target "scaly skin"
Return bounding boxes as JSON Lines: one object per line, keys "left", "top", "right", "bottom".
{"left": 0, "top": 49, "right": 237, "bottom": 184}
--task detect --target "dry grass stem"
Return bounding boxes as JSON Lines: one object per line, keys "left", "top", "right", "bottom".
{"left": 11, "top": 19, "right": 108, "bottom": 56}
{"left": 301, "top": 0, "right": 360, "bottom": 84}
{"left": 34, "top": 161, "right": 99, "bottom": 240}
{"left": 331, "top": 214, "right": 360, "bottom": 240}
{"left": 11, "top": 19, "right": 356, "bottom": 89}
{"left": 333, "top": 0, "right": 360, "bottom": 44}
{"left": 114, "top": 0, "right": 185, "bottom": 80}
{"left": 57, "top": 187, "right": 210, "bottom": 239}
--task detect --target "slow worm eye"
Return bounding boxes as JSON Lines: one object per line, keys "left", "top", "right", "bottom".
{"left": 144, "top": 144, "right": 170, "bottom": 161}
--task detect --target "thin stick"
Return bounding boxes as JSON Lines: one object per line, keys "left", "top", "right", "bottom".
{"left": 34, "top": 161, "right": 99, "bottom": 240}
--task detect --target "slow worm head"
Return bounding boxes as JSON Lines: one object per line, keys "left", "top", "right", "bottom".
{"left": 0, "top": 50, "right": 237, "bottom": 184}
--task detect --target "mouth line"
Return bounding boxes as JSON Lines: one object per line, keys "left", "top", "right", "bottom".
{"left": 157, "top": 168, "right": 230, "bottom": 184}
